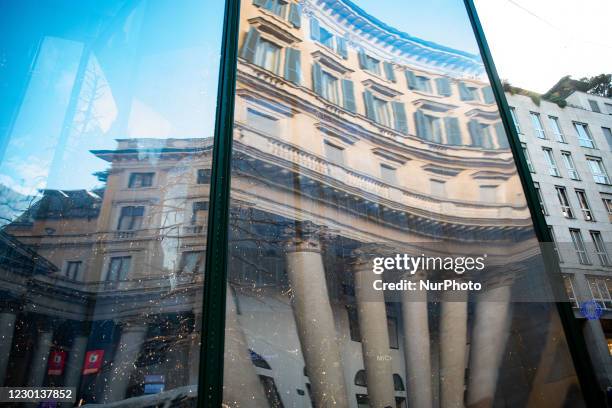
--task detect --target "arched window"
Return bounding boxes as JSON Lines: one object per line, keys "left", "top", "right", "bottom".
{"left": 393, "top": 373, "right": 405, "bottom": 391}
{"left": 354, "top": 369, "right": 367, "bottom": 387}
{"left": 249, "top": 349, "right": 271, "bottom": 369}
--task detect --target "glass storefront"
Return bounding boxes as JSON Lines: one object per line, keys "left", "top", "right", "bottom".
{"left": 0, "top": 0, "right": 602, "bottom": 407}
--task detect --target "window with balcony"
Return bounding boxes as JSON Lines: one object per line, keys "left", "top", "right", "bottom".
{"left": 321, "top": 71, "right": 340, "bottom": 105}
{"left": 509, "top": 106, "right": 521, "bottom": 134}
{"left": 534, "top": 183, "right": 548, "bottom": 215}
{"left": 106, "top": 256, "right": 131, "bottom": 282}
{"left": 586, "top": 157, "right": 610, "bottom": 184}
{"left": 587, "top": 276, "right": 612, "bottom": 309}
{"left": 555, "top": 186, "right": 574, "bottom": 219}
{"left": 548, "top": 116, "right": 565, "bottom": 142}
{"left": 575, "top": 190, "right": 594, "bottom": 221}
{"left": 570, "top": 229, "right": 590, "bottom": 265}
{"left": 542, "top": 148, "right": 560, "bottom": 177}
{"left": 521, "top": 143, "right": 535, "bottom": 173}
{"left": 561, "top": 151, "right": 579, "bottom": 180}
{"left": 128, "top": 172, "right": 154, "bottom": 188}
{"left": 254, "top": 39, "right": 281, "bottom": 74}
{"left": 65, "top": 261, "right": 82, "bottom": 280}
{"left": 117, "top": 206, "right": 144, "bottom": 231}
{"left": 574, "top": 122, "right": 595, "bottom": 148}
{"left": 530, "top": 112, "right": 545, "bottom": 139}
{"left": 590, "top": 231, "right": 610, "bottom": 266}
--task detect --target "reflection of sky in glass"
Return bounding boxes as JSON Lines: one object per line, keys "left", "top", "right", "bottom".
{"left": 0, "top": 0, "right": 223, "bottom": 193}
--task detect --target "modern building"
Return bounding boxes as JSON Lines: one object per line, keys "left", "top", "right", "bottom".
{"left": 0, "top": 0, "right": 606, "bottom": 407}
{"left": 506, "top": 88, "right": 612, "bottom": 388}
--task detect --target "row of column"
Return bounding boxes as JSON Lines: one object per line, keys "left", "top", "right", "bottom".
{"left": 283, "top": 227, "right": 514, "bottom": 408}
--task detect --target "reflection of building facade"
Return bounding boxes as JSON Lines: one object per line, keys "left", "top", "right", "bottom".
{"left": 0, "top": 0, "right": 597, "bottom": 407}
{"left": 506, "top": 89, "right": 612, "bottom": 388}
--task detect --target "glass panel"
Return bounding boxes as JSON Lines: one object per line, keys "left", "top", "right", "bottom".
{"left": 0, "top": 0, "right": 223, "bottom": 405}
{"left": 224, "top": 1, "right": 587, "bottom": 407}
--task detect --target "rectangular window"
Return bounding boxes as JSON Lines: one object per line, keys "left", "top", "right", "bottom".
{"left": 587, "top": 277, "right": 612, "bottom": 309}
{"left": 561, "top": 151, "right": 579, "bottom": 180}
{"left": 549, "top": 226, "right": 563, "bottom": 263}
{"left": 548, "top": 116, "right": 565, "bottom": 142}
{"left": 509, "top": 107, "right": 521, "bottom": 133}
{"left": 365, "top": 55, "right": 381, "bottom": 75}
{"left": 602, "top": 127, "right": 612, "bottom": 150}
{"left": 380, "top": 164, "right": 396, "bottom": 184}
{"left": 563, "top": 275, "right": 578, "bottom": 307}
{"left": 479, "top": 185, "right": 498, "bottom": 203}
{"left": 324, "top": 141, "right": 344, "bottom": 165}
{"left": 570, "top": 229, "right": 590, "bottom": 265}
{"left": 254, "top": 39, "right": 281, "bottom": 74}
{"left": 430, "top": 179, "right": 446, "bottom": 197}
{"left": 588, "top": 99, "right": 601, "bottom": 113}
{"left": 247, "top": 108, "right": 279, "bottom": 135}
{"left": 606, "top": 102, "right": 612, "bottom": 115}
{"left": 530, "top": 112, "right": 545, "bottom": 139}
{"left": 107, "top": 256, "right": 131, "bottom": 282}
{"left": 192, "top": 201, "right": 209, "bottom": 225}
{"left": 574, "top": 122, "right": 596, "bottom": 148}
{"left": 555, "top": 186, "right": 574, "bottom": 219}
{"left": 426, "top": 114, "right": 443, "bottom": 143}
{"left": 319, "top": 26, "right": 334, "bottom": 49}
{"left": 534, "top": 183, "right": 547, "bottom": 215}
{"left": 128, "top": 172, "right": 154, "bottom": 188}
{"left": 321, "top": 71, "right": 340, "bottom": 105}
{"left": 373, "top": 97, "right": 392, "bottom": 128}
{"left": 590, "top": 231, "right": 610, "bottom": 266}
{"left": 117, "top": 206, "right": 144, "bottom": 231}
{"left": 197, "top": 168, "right": 212, "bottom": 184}
{"left": 65, "top": 261, "right": 82, "bottom": 280}
{"left": 586, "top": 157, "right": 610, "bottom": 184}
{"left": 415, "top": 76, "right": 432, "bottom": 93}
{"left": 260, "top": 0, "right": 287, "bottom": 17}
{"left": 542, "top": 148, "right": 560, "bottom": 177}
{"left": 575, "top": 190, "right": 594, "bottom": 221}
{"left": 521, "top": 143, "right": 535, "bottom": 173}
{"left": 602, "top": 196, "right": 612, "bottom": 222}
{"left": 180, "top": 251, "right": 205, "bottom": 274}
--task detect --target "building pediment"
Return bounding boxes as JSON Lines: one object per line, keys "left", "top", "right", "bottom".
{"left": 372, "top": 148, "right": 410, "bottom": 164}
{"left": 412, "top": 98, "right": 458, "bottom": 112}
{"left": 422, "top": 164, "right": 462, "bottom": 177}
{"left": 247, "top": 16, "right": 301, "bottom": 46}
{"left": 465, "top": 108, "right": 500, "bottom": 121}
{"left": 361, "top": 79, "right": 403, "bottom": 98}
{"left": 311, "top": 50, "right": 354, "bottom": 75}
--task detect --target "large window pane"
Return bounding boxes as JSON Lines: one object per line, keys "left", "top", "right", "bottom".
{"left": 224, "top": 1, "right": 587, "bottom": 407}
{"left": 0, "top": 0, "right": 223, "bottom": 405}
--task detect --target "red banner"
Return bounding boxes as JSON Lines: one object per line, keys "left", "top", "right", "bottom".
{"left": 47, "top": 350, "right": 66, "bottom": 376}
{"left": 82, "top": 350, "right": 104, "bottom": 375}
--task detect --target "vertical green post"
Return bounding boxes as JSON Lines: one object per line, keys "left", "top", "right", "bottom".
{"left": 462, "top": 0, "right": 604, "bottom": 405}
{"left": 197, "top": 0, "right": 241, "bottom": 407}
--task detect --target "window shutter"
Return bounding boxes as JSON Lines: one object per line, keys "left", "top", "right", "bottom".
{"left": 253, "top": 0, "right": 265, "bottom": 6}
{"left": 392, "top": 102, "right": 408, "bottom": 134}
{"left": 288, "top": 3, "right": 301, "bottom": 28}
{"left": 342, "top": 79, "right": 356, "bottom": 113}
{"left": 284, "top": 48, "right": 301, "bottom": 84}
{"left": 383, "top": 62, "right": 396, "bottom": 82}
{"left": 240, "top": 28, "right": 260, "bottom": 62}
{"left": 312, "top": 62, "right": 322, "bottom": 95}
{"left": 363, "top": 90, "right": 377, "bottom": 122}
{"left": 310, "top": 17, "right": 320, "bottom": 41}
{"left": 405, "top": 70, "right": 417, "bottom": 90}
{"left": 358, "top": 50, "right": 368, "bottom": 69}
{"left": 468, "top": 119, "right": 483, "bottom": 146}
{"left": 336, "top": 37, "right": 348, "bottom": 59}
{"left": 459, "top": 82, "right": 474, "bottom": 101}
{"left": 435, "top": 77, "right": 452, "bottom": 96}
{"left": 482, "top": 86, "right": 495, "bottom": 104}
{"left": 444, "top": 117, "right": 462, "bottom": 145}
{"left": 414, "top": 110, "right": 431, "bottom": 141}
{"left": 494, "top": 121, "right": 509, "bottom": 149}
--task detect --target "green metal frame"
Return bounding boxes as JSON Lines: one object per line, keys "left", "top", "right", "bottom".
{"left": 463, "top": 0, "right": 604, "bottom": 405}
{"left": 199, "top": 0, "right": 603, "bottom": 405}
{"left": 197, "top": 0, "right": 241, "bottom": 407}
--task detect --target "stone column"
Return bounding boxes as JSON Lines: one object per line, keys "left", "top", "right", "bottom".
{"left": 401, "top": 272, "right": 432, "bottom": 408}
{"left": 353, "top": 250, "right": 395, "bottom": 408}
{"left": 285, "top": 222, "right": 348, "bottom": 407}
{"left": 0, "top": 311, "right": 17, "bottom": 385}
{"left": 26, "top": 321, "right": 54, "bottom": 387}
{"left": 103, "top": 321, "right": 147, "bottom": 402}
{"left": 439, "top": 289, "right": 468, "bottom": 408}
{"left": 63, "top": 331, "right": 89, "bottom": 389}
{"left": 466, "top": 284, "right": 513, "bottom": 408}
{"left": 223, "top": 286, "right": 269, "bottom": 407}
